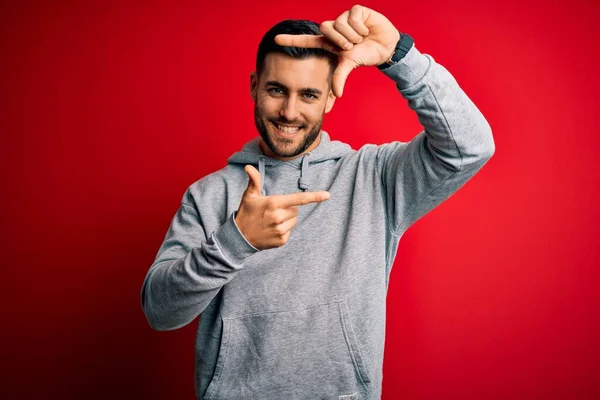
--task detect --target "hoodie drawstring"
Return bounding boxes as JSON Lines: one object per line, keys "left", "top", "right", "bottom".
{"left": 257, "top": 153, "right": 311, "bottom": 195}
{"left": 258, "top": 156, "right": 266, "bottom": 196}
{"left": 298, "top": 154, "right": 310, "bottom": 192}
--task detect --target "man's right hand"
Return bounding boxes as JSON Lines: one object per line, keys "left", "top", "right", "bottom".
{"left": 235, "top": 165, "right": 331, "bottom": 250}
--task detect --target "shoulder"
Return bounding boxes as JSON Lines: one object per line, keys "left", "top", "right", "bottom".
{"left": 180, "top": 164, "right": 245, "bottom": 210}
{"left": 355, "top": 140, "right": 411, "bottom": 161}
{"left": 346, "top": 141, "right": 407, "bottom": 162}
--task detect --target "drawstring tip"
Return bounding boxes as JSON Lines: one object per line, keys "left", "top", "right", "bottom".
{"left": 298, "top": 178, "right": 309, "bottom": 191}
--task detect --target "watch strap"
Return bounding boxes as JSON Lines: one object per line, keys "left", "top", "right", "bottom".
{"left": 377, "top": 32, "right": 414, "bottom": 70}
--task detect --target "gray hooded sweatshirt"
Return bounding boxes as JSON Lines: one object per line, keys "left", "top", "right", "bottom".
{"left": 141, "top": 42, "right": 495, "bottom": 400}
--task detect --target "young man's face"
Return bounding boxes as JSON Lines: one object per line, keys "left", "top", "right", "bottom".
{"left": 251, "top": 53, "right": 336, "bottom": 160}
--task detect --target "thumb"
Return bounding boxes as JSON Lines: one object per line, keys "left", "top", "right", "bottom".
{"left": 243, "top": 164, "right": 262, "bottom": 197}
{"left": 332, "top": 59, "right": 356, "bottom": 98}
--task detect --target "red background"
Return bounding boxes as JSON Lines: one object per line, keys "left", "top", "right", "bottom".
{"left": 1, "top": 0, "right": 599, "bottom": 398}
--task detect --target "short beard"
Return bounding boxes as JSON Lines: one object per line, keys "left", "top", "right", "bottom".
{"left": 254, "top": 104, "right": 323, "bottom": 158}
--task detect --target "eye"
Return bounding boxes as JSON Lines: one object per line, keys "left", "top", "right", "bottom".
{"left": 302, "top": 93, "right": 317, "bottom": 100}
{"left": 267, "top": 87, "right": 283, "bottom": 95}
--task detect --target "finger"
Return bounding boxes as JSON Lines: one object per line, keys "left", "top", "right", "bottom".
{"left": 332, "top": 59, "right": 356, "bottom": 98}
{"left": 347, "top": 5, "right": 370, "bottom": 36}
{"left": 274, "top": 34, "right": 342, "bottom": 54}
{"left": 279, "top": 230, "right": 291, "bottom": 247}
{"left": 243, "top": 165, "right": 262, "bottom": 197}
{"left": 272, "top": 216, "right": 298, "bottom": 236}
{"left": 267, "top": 206, "right": 298, "bottom": 225}
{"left": 332, "top": 11, "right": 365, "bottom": 45}
{"left": 274, "top": 191, "right": 331, "bottom": 208}
{"left": 320, "top": 20, "right": 355, "bottom": 51}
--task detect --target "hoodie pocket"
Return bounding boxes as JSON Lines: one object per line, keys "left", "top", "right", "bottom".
{"left": 204, "top": 300, "right": 370, "bottom": 400}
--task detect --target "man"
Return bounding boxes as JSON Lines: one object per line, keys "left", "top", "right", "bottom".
{"left": 141, "top": 5, "right": 494, "bottom": 400}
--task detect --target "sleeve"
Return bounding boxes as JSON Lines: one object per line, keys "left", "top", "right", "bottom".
{"left": 376, "top": 41, "right": 496, "bottom": 235}
{"left": 140, "top": 192, "right": 259, "bottom": 331}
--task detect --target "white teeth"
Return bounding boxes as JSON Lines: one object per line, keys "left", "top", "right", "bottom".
{"left": 276, "top": 124, "right": 300, "bottom": 134}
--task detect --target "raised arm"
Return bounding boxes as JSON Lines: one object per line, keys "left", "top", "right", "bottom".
{"left": 275, "top": 5, "right": 495, "bottom": 234}
{"left": 377, "top": 42, "right": 495, "bottom": 234}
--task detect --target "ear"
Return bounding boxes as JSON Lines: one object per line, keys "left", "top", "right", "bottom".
{"left": 250, "top": 72, "right": 258, "bottom": 102}
{"left": 324, "top": 89, "right": 336, "bottom": 114}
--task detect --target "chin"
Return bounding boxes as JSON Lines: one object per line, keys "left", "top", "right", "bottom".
{"left": 272, "top": 144, "right": 303, "bottom": 158}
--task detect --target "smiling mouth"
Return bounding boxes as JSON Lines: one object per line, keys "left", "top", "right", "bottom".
{"left": 271, "top": 121, "right": 303, "bottom": 136}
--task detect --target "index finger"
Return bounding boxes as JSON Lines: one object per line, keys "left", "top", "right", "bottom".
{"left": 273, "top": 191, "right": 331, "bottom": 208}
{"left": 274, "top": 34, "right": 341, "bottom": 54}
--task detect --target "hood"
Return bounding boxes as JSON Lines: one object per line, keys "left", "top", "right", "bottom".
{"left": 227, "top": 131, "right": 353, "bottom": 195}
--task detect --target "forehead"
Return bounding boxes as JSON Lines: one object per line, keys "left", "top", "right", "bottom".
{"left": 260, "top": 53, "right": 330, "bottom": 89}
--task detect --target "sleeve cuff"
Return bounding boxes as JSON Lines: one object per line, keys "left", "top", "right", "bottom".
{"left": 212, "top": 211, "right": 259, "bottom": 265}
{"left": 379, "top": 43, "right": 432, "bottom": 90}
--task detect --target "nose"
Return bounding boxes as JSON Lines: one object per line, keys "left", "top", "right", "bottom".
{"left": 280, "top": 95, "right": 300, "bottom": 122}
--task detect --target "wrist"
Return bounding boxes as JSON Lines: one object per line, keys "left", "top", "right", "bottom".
{"left": 213, "top": 211, "right": 259, "bottom": 265}
{"left": 382, "top": 31, "right": 402, "bottom": 62}
{"left": 377, "top": 32, "right": 414, "bottom": 70}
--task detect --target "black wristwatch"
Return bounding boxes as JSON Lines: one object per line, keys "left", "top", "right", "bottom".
{"left": 377, "top": 32, "right": 414, "bottom": 70}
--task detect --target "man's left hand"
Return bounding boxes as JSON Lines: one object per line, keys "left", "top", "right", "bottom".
{"left": 274, "top": 5, "right": 400, "bottom": 98}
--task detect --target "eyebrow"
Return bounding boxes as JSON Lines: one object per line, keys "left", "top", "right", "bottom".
{"left": 265, "top": 80, "right": 323, "bottom": 96}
